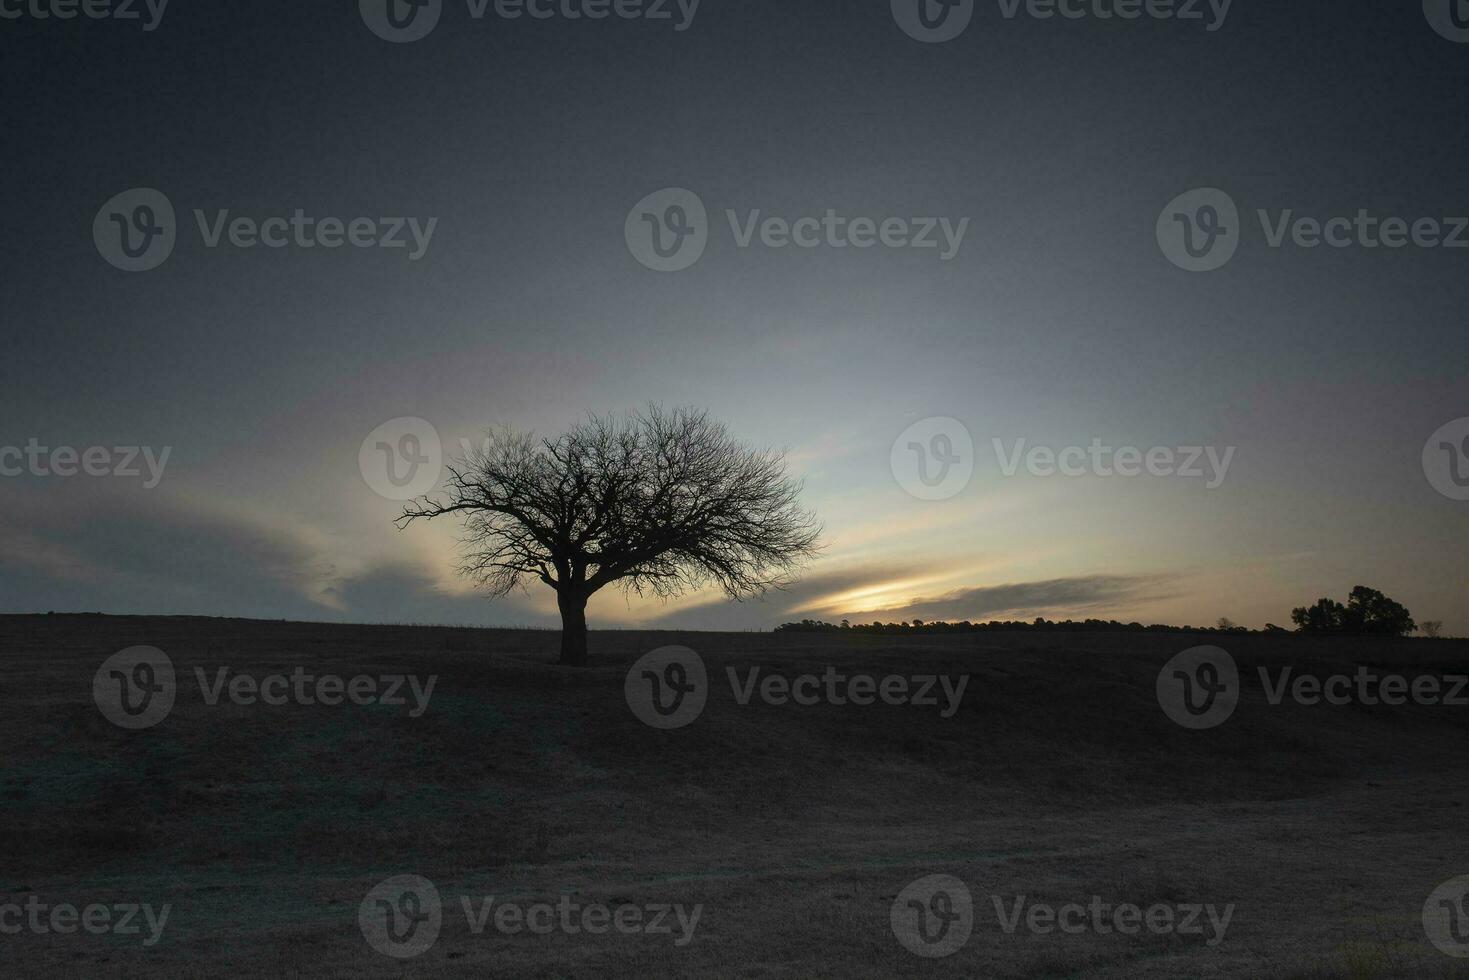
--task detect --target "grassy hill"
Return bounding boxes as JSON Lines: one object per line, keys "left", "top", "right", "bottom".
{"left": 3, "top": 614, "right": 1468, "bottom": 977}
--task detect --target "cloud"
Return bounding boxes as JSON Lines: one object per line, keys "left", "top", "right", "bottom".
{"left": 322, "top": 562, "right": 554, "bottom": 627}
{"left": 636, "top": 569, "right": 1180, "bottom": 631}
{"left": 840, "top": 574, "right": 1181, "bottom": 623}
{"left": 0, "top": 483, "right": 329, "bottom": 618}
{"left": 0, "top": 482, "right": 552, "bottom": 626}
{"left": 0, "top": 481, "right": 1182, "bottom": 631}
{"left": 640, "top": 562, "right": 929, "bottom": 630}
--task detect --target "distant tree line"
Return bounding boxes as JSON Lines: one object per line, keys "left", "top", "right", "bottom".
{"left": 774, "top": 617, "right": 1270, "bottom": 635}
{"left": 778, "top": 586, "right": 1440, "bottom": 637}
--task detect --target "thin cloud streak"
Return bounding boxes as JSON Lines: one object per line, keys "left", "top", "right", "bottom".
{"left": 839, "top": 574, "right": 1182, "bottom": 624}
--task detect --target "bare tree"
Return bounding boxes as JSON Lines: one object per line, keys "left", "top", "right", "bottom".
{"left": 1420, "top": 620, "right": 1444, "bottom": 639}
{"left": 396, "top": 407, "right": 822, "bottom": 666}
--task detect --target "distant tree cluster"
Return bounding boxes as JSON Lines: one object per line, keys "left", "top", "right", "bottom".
{"left": 1290, "top": 586, "right": 1416, "bottom": 637}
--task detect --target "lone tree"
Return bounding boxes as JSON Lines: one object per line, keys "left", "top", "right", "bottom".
{"left": 396, "top": 407, "right": 822, "bottom": 666}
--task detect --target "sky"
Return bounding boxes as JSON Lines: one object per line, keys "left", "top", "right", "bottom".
{"left": 1, "top": 0, "right": 1466, "bottom": 633}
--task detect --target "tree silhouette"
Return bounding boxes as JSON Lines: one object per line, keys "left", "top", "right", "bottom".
{"left": 1291, "top": 586, "right": 1415, "bottom": 637}
{"left": 1291, "top": 598, "right": 1346, "bottom": 634}
{"left": 396, "top": 407, "right": 821, "bottom": 665}
{"left": 1341, "top": 586, "right": 1415, "bottom": 635}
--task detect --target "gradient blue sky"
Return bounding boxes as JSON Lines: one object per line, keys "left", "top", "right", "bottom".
{"left": 2, "top": 1, "right": 1465, "bottom": 632}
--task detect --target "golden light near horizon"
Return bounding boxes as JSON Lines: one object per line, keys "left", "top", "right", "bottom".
{"left": 795, "top": 574, "right": 964, "bottom": 619}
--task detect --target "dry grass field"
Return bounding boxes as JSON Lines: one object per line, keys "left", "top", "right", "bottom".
{"left": 3, "top": 614, "right": 1469, "bottom": 977}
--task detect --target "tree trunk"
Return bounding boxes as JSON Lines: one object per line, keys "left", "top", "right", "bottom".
{"left": 557, "top": 590, "right": 589, "bottom": 666}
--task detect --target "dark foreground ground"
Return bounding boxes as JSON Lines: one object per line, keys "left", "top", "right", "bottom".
{"left": 2, "top": 614, "right": 1468, "bottom": 978}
